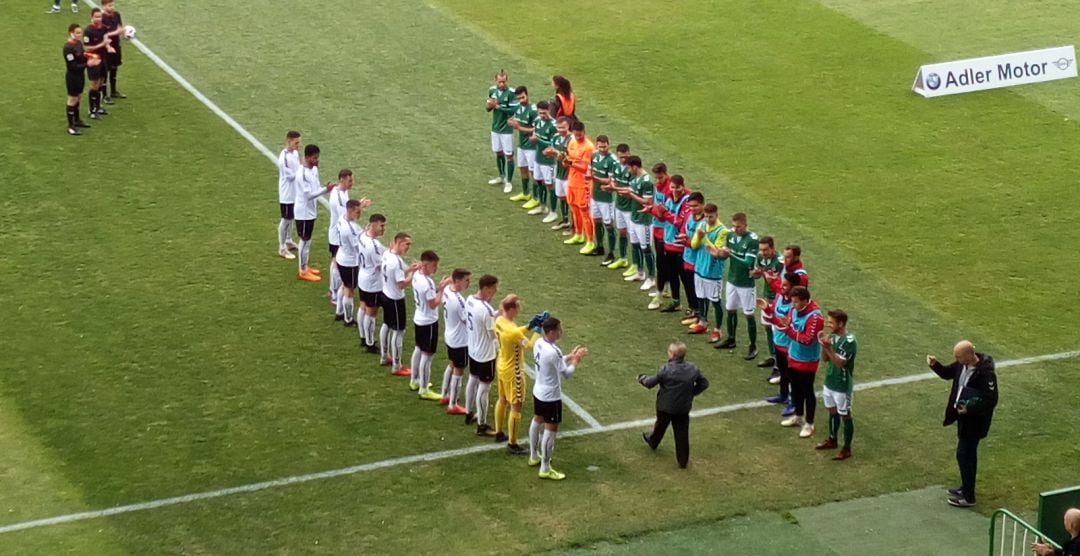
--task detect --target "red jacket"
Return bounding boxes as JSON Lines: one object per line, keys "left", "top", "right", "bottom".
{"left": 651, "top": 177, "right": 672, "bottom": 239}
{"left": 785, "top": 259, "right": 810, "bottom": 287}
{"left": 783, "top": 300, "right": 824, "bottom": 372}
{"left": 647, "top": 190, "right": 692, "bottom": 253}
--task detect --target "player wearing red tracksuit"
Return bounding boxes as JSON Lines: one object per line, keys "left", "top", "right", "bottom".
{"left": 774, "top": 286, "right": 824, "bottom": 439}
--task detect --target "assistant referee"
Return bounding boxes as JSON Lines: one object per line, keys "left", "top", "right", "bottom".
{"left": 63, "top": 23, "right": 91, "bottom": 135}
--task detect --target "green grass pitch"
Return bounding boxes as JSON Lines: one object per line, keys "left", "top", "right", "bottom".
{"left": 1, "top": 0, "right": 1078, "bottom": 553}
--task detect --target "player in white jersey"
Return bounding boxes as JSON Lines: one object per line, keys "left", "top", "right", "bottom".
{"left": 465, "top": 274, "right": 499, "bottom": 436}
{"left": 529, "top": 318, "right": 588, "bottom": 480}
{"left": 327, "top": 169, "right": 354, "bottom": 309}
{"left": 409, "top": 250, "right": 452, "bottom": 401}
{"left": 381, "top": 232, "right": 420, "bottom": 377}
{"left": 333, "top": 198, "right": 371, "bottom": 327}
{"left": 438, "top": 269, "right": 472, "bottom": 415}
{"left": 294, "top": 144, "right": 336, "bottom": 282}
{"left": 357, "top": 213, "right": 387, "bottom": 354}
{"left": 276, "top": 130, "right": 301, "bottom": 259}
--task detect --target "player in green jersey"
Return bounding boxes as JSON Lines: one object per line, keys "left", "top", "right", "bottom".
{"left": 753, "top": 235, "right": 784, "bottom": 374}
{"left": 508, "top": 85, "right": 538, "bottom": 201}
{"left": 614, "top": 156, "right": 656, "bottom": 290}
{"left": 530, "top": 101, "right": 558, "bottom": 218}
{"left": 485, "top": 70, "right": 517, "bottom": 188}
{"left": 609, "top": 144, "right": 634, "bottom": 272}
{"left": 715, "top": 212, "right": 760, "bottom": 360}
{"left": 588, "top": 135, "right": 619, "bottom": 265}
{"left": 817, "top": 309, "right": 856, "bottom": 460}
{"left": 542, "top": 117, "right": 572, "bottom": 228}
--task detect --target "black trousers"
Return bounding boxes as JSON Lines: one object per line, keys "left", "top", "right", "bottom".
{"left": 956, "top": 434, "right": 981, "bottom": 502}
{"left": 790, "top": 370, "right": 816, "bottom": 423}
{"left": 648, "top": 410, "right": 691, "bottom": 468}
{"left": 654, "top": 239, "right": 671, "bottom": 293}
{"left": 678, "top": 265, "right": 697, "bottom": 310}
{"left": 776, "top": 350, "right": 791, "bottom": 399}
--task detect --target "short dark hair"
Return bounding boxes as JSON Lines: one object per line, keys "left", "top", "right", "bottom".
{"left": 570, "top": 121, "right": 585, "bottom": 132}
{"left": 785, "top": 244, "right": 802, "bottom": 257}
{"left": 596, "top": 135, "right": 609, "bottom": 144}
{"left": 393, "top": 232, "right": 411, "bottom": 242}
{"left": 541, "top": 317, "right": 561, "bottom": 333}
{"left": 420, "top": 250, "right": 439, "bottom": 263}
{"left": 556, "top": 116, "right": 573, "bottom": 127}
{"left": 338, "top": 168, "right": 353, "bottom": 179}
{"left": 760, "top": 235, "right": 775, "bottom": 248}
{"left": 304, "top": 144, "right": 320, "bottom": 157}
{"left": 687, "top": 192, "right": 705, "bottom": 203}
{"left": 732, "top": 212, "right": 747, "bottom": 223}
{"left": 827, "top": 309, "right": 848, "bottom": 325}
{"left": 68, "top": 23, "right": 81, "bottom": 33}
{"left": 783, "top": 272, "right": 802, "bottom": 286}
{"left": 286, "top": 130, "right": 301, "bottom": 140}
{"left": 652, "top": 162, "right": 668, "bottom": 174}
{"left": 514, "top": 85, "right": 528, "bottom": 95}
{"left": 452, "top": 269, "right": 472, "bottom": 281}
{"left": 346, "top": 199, "right": 362, "bottom": 210}
{"left": 478, "top": 274, "right": 498, "bottom": 290}
{"left": 91, "top": 8, "right": 102, "bottom": 16}
{"left": 672, "top": 175, "right": 685, "bottom": 186}
{"left": 704, "top": 203, "right": 718, "bottom": 214}
{"left": 616, "top": 143, "right": 630, "bottom": 154}
{"left": 537, "top": 100, "right": 551, "bottom": 110}
{"left": 627, "top": 155, "right": 643, "bottom": 168}
{"left": 368, "top": 213, "right": 386, "bottom": 224}
{"left": 790, "top": 286, "right": 811, "bottom": 302}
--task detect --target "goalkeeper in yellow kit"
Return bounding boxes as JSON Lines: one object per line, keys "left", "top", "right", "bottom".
{"left": 493, "top": 295, "right": 548, "bottom": 456}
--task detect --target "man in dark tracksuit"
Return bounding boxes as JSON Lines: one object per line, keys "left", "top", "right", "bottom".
{"left": 639, "top": 342, "right": 709, "bottom": 469}
{"left": 927, "top": 340, "right": 998, "bottom": 508}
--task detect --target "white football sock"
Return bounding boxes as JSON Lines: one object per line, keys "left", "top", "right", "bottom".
{"left": 410, "top": 347, "right": 421, "bottom": 383}
{"left": 379, "top": 324, "right": 389, "bottom": 357}
{"left": 277, "top": 219, "right": 289, "bottom": 249}
{"left": 465, "top": 374, "right": 478, "bottom": 416}
{"left": 418, "top": 352, "right": 432, "bottom": 393}
{"left": 529, "top": 419, "right": 541, "bottom": 461}
{"left": 541, "top": 429, "right": 556, "bottom": 472}
{"left": 394, "top": 329, "right": 404, "bottom": 370}
{"left": 476, "top": 381, "right": 491, "bottom": 425}
{"left": 343, "top": 295, "right": 355, "bottom": 324}
{"left": 439, "top": 365, "right": 452, "bottom": 397}
{"left": 448, "top": 373, "right": 462, "bottom": 406}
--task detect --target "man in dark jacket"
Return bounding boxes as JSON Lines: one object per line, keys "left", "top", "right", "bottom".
{"left": 1033, "top": 508, "right": 1080, "bottom": 556}
{"left": 927, "top": 340, "right": 999, "bottom": 508}
{"left": 639, "top": 341, "right": 709, "bottom": 468}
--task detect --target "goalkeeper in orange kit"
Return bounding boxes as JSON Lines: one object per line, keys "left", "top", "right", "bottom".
{"left": 563, "top": 121, "right": 596, "bottom": 254}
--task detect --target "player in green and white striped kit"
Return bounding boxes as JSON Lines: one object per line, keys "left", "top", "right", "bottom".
{"left": 485, "top": 70, "right": 517, "bottom": 190}
{"left": 589, "top": 135, "right": 619, "bottom": 265}
{"left": 715, "top": 212, "right": 759, "bottom": 360}
{"left": 508, "top": 85, "right": 538, "bottom": 202}
{"left": 530, "top": 101, "right": 558, "bottom": 219}
{"left": 817, "top": 309, "right": 857, "bottom": 460}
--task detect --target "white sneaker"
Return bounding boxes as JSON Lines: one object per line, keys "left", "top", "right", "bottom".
{"left": 768, "top": 375, "right": 781, "bottom": 385}
{"left": 48, "top": 5, "right": 62, "bottom": 13}
{"left": 780, "top": 415, "right": 803, "bottom": 427}
{"left": 640, "top": 278, "right": 655, "bottom": 291}
{"left": 502, "top": 182, "right": 513, "bottom": 194}
{"left": 71, "top": 2, "right": 78, "bottom": 12}
{"left": 550, "top": 222, "right": 564, "bottom": 230}
{"left": 541, "top": 212, "right": 560, "bottom": 224}
{"left": 623, "top": 272, "right": 640, "bottom": 282}
{"left": 649, "top": 290, "right": 661, "bottom": 297}
{"left": 647, "top": 297, "right": 661, "bottom": 310}
{"left": 279, "top": 248, "right": 296, "bottom": 260}
{"left": 799, "top": 423, "right": 815, "bottom": 438}
{"left": 488, "top": 177, "right": 503, "bottom": 185}
{"left": 527, "top": 206, "right": 544, "bottom": 215}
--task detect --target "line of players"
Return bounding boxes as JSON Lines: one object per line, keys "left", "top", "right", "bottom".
{"left": 484, "top": 72, "right": 860, "bottom": 458}
{"left": 274, "top": 133, "right": 590, "bottom": 480}
{"left": 60, "top": 0, "right": 128, "bottom": 135}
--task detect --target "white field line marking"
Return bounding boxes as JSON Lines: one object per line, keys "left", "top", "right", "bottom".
{"left": 1, "top": 350, "right": 1075, "bottom": 535}
{"left": 525, "top": 364, "right": 602, "bottom": 429}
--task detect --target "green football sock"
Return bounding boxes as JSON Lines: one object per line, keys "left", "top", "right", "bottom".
{"left": 548, "top": 187, "right": 558, "bottom": 211}
{"left": 496, "top": 155, "right": 505, "bottom": 176}
{"left": 643, "top": 248, "right": 655, "bottom": 276}
{"left": 606, "top": 227, "right": 617, "bottom": 253}
{"left": 521, "top": 176, "right": 530, "bottom": 195}
{"left": 559, "top": 199, "right": 569, "bottom": 222}
{"left": 537, "top": 185, "right": 547, "bottom": 204}
{"left": 594, "top": 221, "right": 605, "bottom": 247}
{"left": 726, "top": 311, "right": 738, "bottom": 340}
{"left": 618, "top": 234, "right": 628, "bottom": 258}
{"left": 505, "top": 160, "right": 515, "bottom": 182}
{"left": 699, "top": 298, "right": 709, "bottom": 321}
{"left": 713, "top": 301, "right": 724, "bottom": 329}
{"left": 829, "top": 414, "right": 840, "bottom": 440}
{"left": 765, "top": 325, "right": 776, "bottom": 356}
{"left": 632, "top": 245, "right": 642, "bottom": 267}
{"left": 747, "top": 316, "right": 758, "bottom": 348}
{"left": 842, "top": 417, "right": 854, "bottom": 449}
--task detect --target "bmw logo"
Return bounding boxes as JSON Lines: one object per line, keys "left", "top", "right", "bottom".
{"left": 927, "top": 73, "right": 941, "bottom": 90}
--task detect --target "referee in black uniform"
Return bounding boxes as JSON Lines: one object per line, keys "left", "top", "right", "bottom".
{"left": 63, "top": 24, "right": 91, "bottom": 136}
{"left": 83, "top": 9, "right": 114, "bottom": 119}
{"left": 101, "top": 0, "right": 126, "bottom": 102}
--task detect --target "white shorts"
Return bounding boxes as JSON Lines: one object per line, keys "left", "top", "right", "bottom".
{"left": 724, "top": 282, "right": 756, "bottom": 315}
{"left": 516, "top": 148, "right": 537, "bottom": 171}
{"left": 591, "top": 200, "right": 614, "bottom": 225}
{"left": 535, "top": 164, "right": 554, "bottom": 184}
{"left": 822, "top": 386, "right": 852, "bottom": 416}
{"left": 695, "top": 275, "right": 721, "bottom": 302}
{"left": 555, "top": 178, "right": 568, "bottom": 197}
{"left": 490, "top": 132, "right": 514, "bottom": 155}
{"left": 629, "top": 221, "right": 651, "bottom": 248}
{"left": 614, "top": 209, "right": 631, "bottom": 231}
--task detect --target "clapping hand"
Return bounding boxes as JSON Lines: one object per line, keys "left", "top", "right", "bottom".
{"left": 358, "top": 197, "right": 373, "bottom": 209}
{"left": 438, "top": 276, "right": 453, "bottom": 289}
{"left": 818, "top": 331, "right": 831, "bottom": 347}
{"left": 570, "top": 345, "right": 589, "bottom": 364}
{"left": 756, "top": 298, "right": 770, "bottom": 311}
{"left": 486, "top": 98, "right": 497, "bottom": 109}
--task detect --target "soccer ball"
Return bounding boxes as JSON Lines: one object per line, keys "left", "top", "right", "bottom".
{"left": 124, "top": 25, "right": 137, "bottom": 39}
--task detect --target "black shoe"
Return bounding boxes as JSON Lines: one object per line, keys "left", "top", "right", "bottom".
{"left": 103, "top": 96, "right": 115, "bottom": 105}
{"left": 74, "top": 120, "right": 91, "bottom": 128}
{"left": 947, "top": 496, "right": 975, "bottom": 508}
{"left": 89, "top": 112, "right": 102, "bottom": 120}
{"left": 112, "top": 92, "right": 127, "bottom": 99}
{"left": 946, "top": 486, "right": 964, "bottom": 497}
{"left": 97, "top": 107, "right": 109, "bottom": 116}
{"left": 493, "top": 432, "right": 508, "bottom": 443}
{"left": 67, "top": 127, "right": 81, "bottom": 136}
{"left": 476, "top": 424, "right": 496, "bottom": 437}
{"left": 744, "top": 346, "right": 759, "bottom": 361}
{"left": 757, "top": 357, "right": 776, "bottom": 368}
{"left": 715, "top": 338, "right": 736, "bottom": 350}
{"left": 600, "top": 253, "right": 615, "bottom": 266}
{"left": 334, "top": 314, "right": 345, "bottom": 321}
{"left": 465, "top": 412, "right": 476, "bottom": 425}
{"left": 642, "top": 432, "right": 656, "bottom": 450}
{"left": 343, "top": 320, "right": 357, "bottom": 328}
{"left": 659, "top": 303, "right": 681, "bottom": 313}
{"left": 507, "top": 443, "right": 527, "bottom": 455}
{"left": 364, "top": 343, "right": 380, "bottom": 354}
